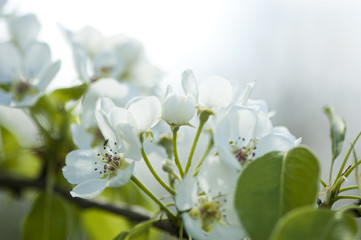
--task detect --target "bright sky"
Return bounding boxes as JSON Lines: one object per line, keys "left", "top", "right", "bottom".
{"left": 4, "top": 0, "right": 227, "bottom": 89}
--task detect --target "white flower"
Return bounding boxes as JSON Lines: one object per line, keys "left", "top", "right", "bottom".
{"left": 63, "top": 104, "right": 140, "bottom": 199}
{"left": 175, "top": 155, "right": 245, "bottom": 240}
{"left": 61, "top": 25, "right": 162, "bottom": 92}
{"left": 9, "top": 14, "right": 40, "bottom": 51}
{"left": 0, "top": 42, "right": 60, "bottom": 107}
{"left": 214, "top": 106, "right": 300, "bottom": 169}
{"left": 162, "top": 93, "right": 196, "bottom": 126}
{"left": 126, "top": 96, "right": 162, "bottom": 133}
{"left": 182, "top": 70, "right": 254, "bottom": 114}
{"left": 71, "top": 78, "right": 140, "bottom": 149}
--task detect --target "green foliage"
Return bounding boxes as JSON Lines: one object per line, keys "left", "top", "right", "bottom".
{"left": 269, "top": 207, "right": 358, "bottom": 240}
{"left": 23, "top": 193, "right": 67, "bottom": 240}
{"left": 0, "top": 126, "right": 41, "bottom": 177}
{"left": 82, "top": 209, "right": 132, "bottom": 240}
{"left": 235, "top": 146, "right": 320, "bottom": 240}
{"left": 102, "top": 181, "right": 156, "bottom": 211}
{"left": 112, "top": 220, "right": 159, "bottom": 240}
{"left": 50, "top": 84, "right": 88, "bottom": 104}
{"left": 324, "top": 106, "right": 346, "bottom": 161}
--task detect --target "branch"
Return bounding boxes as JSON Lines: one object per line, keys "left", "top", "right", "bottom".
{"left": 0, "top": 174, "right": 181, "bottom": 237}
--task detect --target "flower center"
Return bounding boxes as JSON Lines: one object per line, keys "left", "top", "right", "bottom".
{"left": 94, "top": 140, "right": 127, "bottom": 177}
{"left": 232, "top": 137, "right": 258, "bottom": 164}
{"left": 188, "top": 194, "right": 222, "bottom": 233}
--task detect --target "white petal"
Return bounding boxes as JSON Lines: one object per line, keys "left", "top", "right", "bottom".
{"left": 175, "top": 173, "right": 197, "bottom": 211}
{"left": 217, "top": 145, "right": 241, "bottom": 170}
{"left": 228, "top": 106, "right": 258, "bottom": 143}
{"left": 198, "top": 76, "right": 232, "bottom": 110}
{"left": 237, "top": 80, "right": 256, "bottom": 106}
{"left": 10, "top": 14, "right": 40, "bottom": 50}
{"left": 70, "top": 124, "right": 93, "bottom": 149}
{"left": 128, "top": 96, "right": 161, "bottom": 132}
{"left": 247, "top": 98, "right": 270, "bottom": 113}
{"left": 182, "top": 214, "right": 207, "bottom": 240}
{"left": 107, "top": 160, "right": 135, "bottom": 187}
{"left": 70, "top": 178, "right": 108, "bottom": 199}
{"left": 36, "top": 60, "right": 61, "bottom": 91}
{"left": 97, "top": 97, "right": 116, "bottom": 114}
{"left": 108, "top": 107, "right": 129, "bottom": 127}
{"left": 74, "top": 26, "right": 104, "bottom": 56}
{"left": 209, "top": 224, "right": 245, "bottom": 240}
{"left": 254, "top": 133, "right": 297, "bottom": 158}
{"left": 0, "top": 43, "right": 21, "bottom": 84}
{"left": 116, "top": 123, "right": 141, "bottom": 161}
{"left": 23, "top": 42, "right": 51, "bottom": 79}
{"left": 82, "top": 79, "right": 140, "bottom": 127}
{"left": 73, "top": 46, "right": 90, "bottom": 82}
{"left": 198, "top": 156, "right": 239, "bottom": 196}
{"left": 95, "top": 110, "right": 120, "bottom": 149}
{"left": 162, "top": 94, "right": 195, "bottom": 125}
{"left": 63, "top": 150, "right": 103, "bottom": 184}
{"left": 213, "top": 110, "right": 231, "bottom": 149}
{"left": 182, "top": 69, "right": 198, "bottom": 102}
{"left": 93, "top": 51, "right": 124, "bottom": 78}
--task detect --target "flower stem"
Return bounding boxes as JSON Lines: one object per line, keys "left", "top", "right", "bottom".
{"left": 184, "top": 111, "right": 211, "bottom": 174}
{"left": 319, "top": 178, "right": 328, "bottom": 188}
{"left": 173, "top": 127, "right": 185, "bottom": 177}
{"left": 335, "top": 131, "right": 361, "bottom": 183}
{"left": 333, "top": 195, "right": 360, "bottom": 201}
{"left": 141, "top": 144, "right": 175, "bottom": 195}
{"left": 193, "top": 135, "right": 213, "bottom": 176}
{"left": 339, "top": 186, "right": 359, "bottom": 193}
{"left": 131, "top": 175, "right": 176, "bottom": 221}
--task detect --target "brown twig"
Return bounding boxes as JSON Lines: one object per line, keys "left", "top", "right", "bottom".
{"left": 0, "top": 174, "right": 181, "bottom": 237}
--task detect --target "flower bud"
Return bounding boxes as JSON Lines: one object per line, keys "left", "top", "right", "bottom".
{"left": 162, "top": 94, "right": 195, "bottom": 126}
{"left": 162, "top": 159, "right": 174, "bottom": 173}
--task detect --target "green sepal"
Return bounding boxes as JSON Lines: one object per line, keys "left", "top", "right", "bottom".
{"left": 324, "top": 106, "right": 346, "bottom": 161}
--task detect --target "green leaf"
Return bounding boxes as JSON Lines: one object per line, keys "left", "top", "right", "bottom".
{"left": 324, "top": 106, "right": 346, "bottom": 161}
{"left": 234, "top": 146, "right": 320, "bottom": 240}
{"left": 50, "top": 83, "right": 88, "bottom": 103}
{"left": 112, "top": 220, "right": 159, "bottom": 240}
{"left": 269, "top": 207, "right": 358, "bottom": 240}
{"left": 23, "top": 193, "right": 67, "bottom": 240}
{"left": 82, "top": 209, "right": 132, "bottom": 240}
{"left": 0, "top": 127, "right": 41, "bottom": 177}
{"left": 113, "top": 231, "right": 130, "bottom": 240}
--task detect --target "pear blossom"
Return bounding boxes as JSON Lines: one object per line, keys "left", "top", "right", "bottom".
{"left": 126, "top": 96, "right": 162, "bottom": 134}
{"left": 182, "top": 70, "right": 254, "bottom": 115}
{"left": 9, "top": 14, "right": 40, "bottom": 51}
{"left": 176, "top": 155, "right": 245, "bottom": 240}
{"left": 214, "top": 105, "right": 300, "bottom": 169}
{"left": 63, "top": 103, "right": 141, "bottom": 199}
{"left": 71, "top": 78, "right": 140, "bottom": 149}
{"left": 0, "top": 41, "right": 60, "bottom": 107}
{"left": 161, "top": 93, "right": 196, "bottom": 127}
{"left": 61, "top": 26, "right": 162, "bottom": 94}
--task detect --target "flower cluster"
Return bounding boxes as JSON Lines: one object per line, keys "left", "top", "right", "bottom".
{"left": 0, "top": 12, "right": 60, "bottom": 107}
{"left": 63, "top": 66, "right": 300, "bottom": 239}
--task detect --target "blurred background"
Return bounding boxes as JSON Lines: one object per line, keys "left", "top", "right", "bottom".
{"left": 1, "top": 0, "right": 361, "bottom": 238}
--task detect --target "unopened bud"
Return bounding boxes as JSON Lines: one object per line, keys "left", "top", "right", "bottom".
{"left": 162, "top": 159, "right": 174, "bottom": 173}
